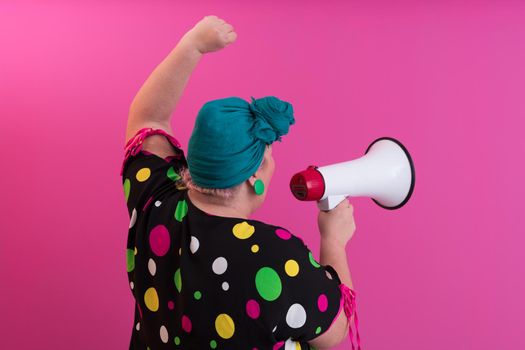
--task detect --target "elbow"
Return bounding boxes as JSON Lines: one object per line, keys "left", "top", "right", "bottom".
{"left": 308, "top": 314, "right": 349, "bottom": 349}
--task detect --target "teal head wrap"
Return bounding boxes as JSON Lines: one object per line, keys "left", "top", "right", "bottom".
{"left": 187, "top": 96, "right": 295, "bottom": 189}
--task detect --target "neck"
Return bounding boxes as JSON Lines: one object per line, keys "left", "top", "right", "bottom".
{"left": 187, "top": 189, "right": 251, "bottom": 219}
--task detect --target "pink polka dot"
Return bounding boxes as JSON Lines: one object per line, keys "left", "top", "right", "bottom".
{"left": 167, "top": 301, "right": 174, "bottom": 310}
{"left": 149, "top": 224, "right": 171, "bottom": 256}
{"left": 137, "top": 302, "right": 143, "bottom": 319}
{"left": 317, "top": 294, "right": 328, "bottom": 312}
{"left": 142, "top": 196, "right": 153, "bottom": 211}
{"left": 275, "top": 228, "right": 291, "bottom": 240}
{"left": 246, "top": 299, "right": 260, "bottom": 319}
{"left": 273, "top": 341, "right": 284, "bottom": 350}
{"left": 182, "top": 315, "right": 192, "bottom": 332}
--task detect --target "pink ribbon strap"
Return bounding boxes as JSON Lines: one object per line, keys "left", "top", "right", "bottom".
{"left": 339, "top": 283, "right": 361, "bottom": 350}
{"left": 120, "top": 127, "right": 182, "bottom": 176}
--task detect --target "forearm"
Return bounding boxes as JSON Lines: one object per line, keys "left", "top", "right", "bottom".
{"left": 319, "top": 238, "right": 354, "bottom": 343}
{"left": 129, "top": 33, "right": 202, "bottom": 125}
{"left": 320, "top": 237, "right": 353, "bottom": 289}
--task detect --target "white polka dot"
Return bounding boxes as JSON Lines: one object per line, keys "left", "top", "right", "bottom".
{"left": 190, "top": 236, "right": 200, "bottom": 254}
{"left": 222, "top": 281, "right": 229, "bottom": 291}
{"left": 160, "top": 325, "right": 169, "bottom": 343}
{"left": 130, "top": 281, "right": 134, "bottom": 290}
{"left": 326, "top": 270, "right": 333, "bottom": 280}
{"left": 212, "top": 257, "right": 228, "bottom": 275}
{"left": 286, "top": 303, "right": 307, "bottom": 329}
{"left": 285, "top": 338, "right": 300, "bottom": 350}
{"left": 135, "top": 322, "right": 140, "bottom": 331}
{"left": 154, "top": 200, "right": 162, "bottom": 207}
{"left": 129, "top": 208, "right": 137, "bottom": 228}
{"left": 272, "top": 325, "right": 277, "bottom": 333}
{"left": 148, "top": 258, "right": 156, "bottom": 276}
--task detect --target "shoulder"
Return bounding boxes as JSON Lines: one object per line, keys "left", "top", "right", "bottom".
{"left": 244, "top": 220, "right": 310, "bottom": 254}
{"left": 125, "top": 121, "right": 181, "bottom": 159}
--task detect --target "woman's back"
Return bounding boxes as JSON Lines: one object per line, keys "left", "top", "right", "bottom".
{"left": 123, "top": 144, "right": 342, "bottom": 350}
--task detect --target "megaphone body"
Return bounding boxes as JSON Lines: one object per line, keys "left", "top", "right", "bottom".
{"left": 290, "top": 137, "right": 415, "bottom": 211}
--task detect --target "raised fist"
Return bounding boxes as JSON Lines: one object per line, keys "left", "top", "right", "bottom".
{"left": 185, "top": 15, "right": 237, "bottom": 54}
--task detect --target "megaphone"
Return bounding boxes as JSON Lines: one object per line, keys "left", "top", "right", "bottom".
{"left": 290, "top": 137, "right": 415, "bottom": 211}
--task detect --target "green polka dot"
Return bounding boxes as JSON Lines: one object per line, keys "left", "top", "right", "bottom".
{"left": 210, "top": 340, "right": 217, "bottom": 349}
{"left": 123, "top": 178, "right": 131, "bottom": 202}
{"left": 194, "top": 291, "right": 202, "bottom": 300}
{"left": 174, "top": 336, "right": 180, "bottom": 345}
{"left": 174, "top": 268, "right": 182, "bottom": 292}
{"left": 126, "top": 249, "right": 135, "bottom": 272}
{"left": 167, "top": 167, "right": 181, "bottom": 181}
{"left": 174, "top": 200, "right": 188, "bottom": 222}
{"left": 309, "top": 251, "right": 321, "bottom": 268}
{"left": 315, "top": 326, "right": 322, "bottom": 334}
{"left": 255, "top": 267, "right": 282, "bottom": 301}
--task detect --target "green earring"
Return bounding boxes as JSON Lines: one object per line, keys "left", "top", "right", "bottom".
{"left": 253, "top": 179, "right": 265, "bottom": 195}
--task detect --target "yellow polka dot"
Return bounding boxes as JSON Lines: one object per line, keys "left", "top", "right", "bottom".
{"left": 215, "top": 313, "right": 235, "bottom": 339}
{"left": 232, "top": 221, "right": 255, "bottom": 239}
{"left": 134, "top": 247, "right": 137, "bottom": 255}
{"left": 179, "top": 247, "right": 182, "bottom": 255}
{"left": 144, "top": 287, "right": 159, "bottom": 312}
{"left": 136, "top": 168, "right": 151, "bottom": 182}
{"left": 285, "top": 259, "right": 300, "bottom": 277}
{"left": 251, "top": 244, "right": 259, "bottom": 253}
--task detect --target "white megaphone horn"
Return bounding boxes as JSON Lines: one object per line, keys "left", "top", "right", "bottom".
{"left": 290, "top": 137, "right": 416, "bottom": 211}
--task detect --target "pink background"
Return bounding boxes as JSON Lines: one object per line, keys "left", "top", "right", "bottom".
{"left": 1, "top": 1, "right": 524, "bottom": 349}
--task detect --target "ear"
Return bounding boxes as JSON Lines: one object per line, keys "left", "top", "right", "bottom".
{"left": 247, "top": 175, "right": 256, "bottom": 187}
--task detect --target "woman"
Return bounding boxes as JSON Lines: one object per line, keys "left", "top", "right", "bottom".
{"left": 121, "top": 15, "right": 359, "bottom": 350}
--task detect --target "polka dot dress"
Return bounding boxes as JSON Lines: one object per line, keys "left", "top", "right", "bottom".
{"left": 122, "top": 129, "right": 344, "bottom": 350}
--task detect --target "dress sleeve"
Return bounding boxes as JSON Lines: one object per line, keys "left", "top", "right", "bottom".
{"left": 120, "top": 127, "right": 188, "bottom": 215}
{"left": 258, "top": 227, "right": 340, "bottom": 343}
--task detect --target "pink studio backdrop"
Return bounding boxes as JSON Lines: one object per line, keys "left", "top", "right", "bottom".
{"left": 1, "top": 1, "right": 524, "bottom": 349}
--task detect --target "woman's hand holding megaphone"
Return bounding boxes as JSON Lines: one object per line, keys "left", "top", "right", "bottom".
{"left": 318, "top": 196, "right": 356, "bottom": 247}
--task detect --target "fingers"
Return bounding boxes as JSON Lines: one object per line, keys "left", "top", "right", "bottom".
{"left": 225, "top": 31, "right": 238, "bottom": 43}
{"left": 204, "top": 14, "right": 235, "bottom": 35}
{"left": 345, "top": 196, "right": 354, "bottom": 212}
{"left": 218, "top": 21, "right": 237, "bottom": 44}
{"left": 204, "top": 15, "right": 229, "bottom": 27}
{"left": 222, "top": 23, "right": 234, "bottom": 32}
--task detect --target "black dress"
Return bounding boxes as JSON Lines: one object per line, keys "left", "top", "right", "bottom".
{"left": 121, "top": 128, "right": 344, "bottom": 350}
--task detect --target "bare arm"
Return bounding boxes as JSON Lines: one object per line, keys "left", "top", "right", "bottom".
{"left": 126, "top": 15, "right": 237, "bottom": 147}
{"left": 320, "top": 238, "right": 353, "bottom": 289}
{"left": 127, "top": 38, "right": 202, "bottom": 136}
{"left": 309, "top": 199, "right": 356, "bottom": 349}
